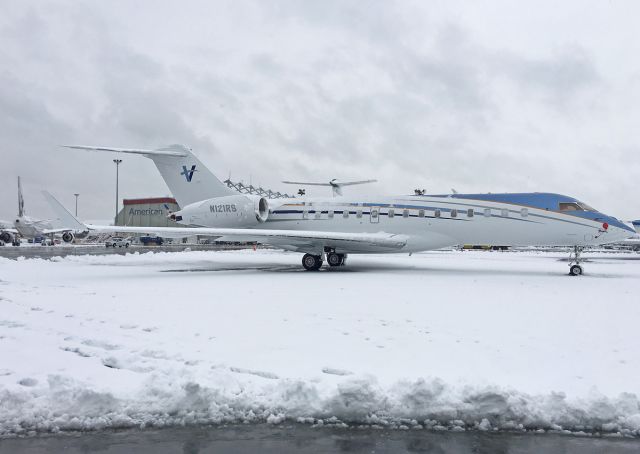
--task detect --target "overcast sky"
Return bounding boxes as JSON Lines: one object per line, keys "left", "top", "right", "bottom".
{"left": 1, "top": 0, "right": 639, "bottom": 221}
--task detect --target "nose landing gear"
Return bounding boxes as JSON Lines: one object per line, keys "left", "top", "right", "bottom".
{"left": 568, "top": 246, "right": 584, "bottom": 276}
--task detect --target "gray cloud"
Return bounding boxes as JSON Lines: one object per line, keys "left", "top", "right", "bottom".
{"left": 1, "top": 0, "right": 638, "bottom": 221}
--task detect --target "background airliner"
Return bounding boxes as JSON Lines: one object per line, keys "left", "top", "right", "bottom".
{"left": 65, "top": 144, "right": 634, "bottom": 275}
{"left": 0, "top": 177, "right": 84, "bottom": 246}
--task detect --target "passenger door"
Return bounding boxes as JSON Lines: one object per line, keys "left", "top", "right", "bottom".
{"left": 370, "top": 207, "right": 380, "bottom": 223}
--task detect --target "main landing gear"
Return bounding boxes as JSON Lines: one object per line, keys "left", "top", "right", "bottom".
{"left": 327, "top": 252, "right": 345, "bottom": 267}
{"left": 302, "top": 253, "right": 323, "bottom": 271}
{"left": 302, "top": 251, "right": 346, "bottom": 271}
{"left": 568, "top": 246, "right": 584, "bottom": 276}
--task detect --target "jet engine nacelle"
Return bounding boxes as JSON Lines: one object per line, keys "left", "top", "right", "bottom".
{"left": 0, "top": 231, "right": 14, "bottom": 243}
{"left": 61, "top": 231, "right": 75, "bottom": 243}
{"left": 178, "top": 195, "right": 270, "bottom": 228}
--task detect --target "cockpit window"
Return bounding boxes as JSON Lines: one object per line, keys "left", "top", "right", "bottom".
{"left": 558, "top": 202, "right": 583, "bottom": 212}
{"left": 577, "top": 202, "right": 597, "bottom": 212}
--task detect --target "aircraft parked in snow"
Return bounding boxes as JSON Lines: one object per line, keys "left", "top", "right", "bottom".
{"left": 0, "top": 177, "right": 85, "bottom": 246}
{"left": 64, "top": 144, "right": 634, "bottom": 274}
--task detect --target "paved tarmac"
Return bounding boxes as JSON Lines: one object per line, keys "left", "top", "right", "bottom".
{"left": 1, "top": 424, "right": 639, "bottom": 454}
{"left": 0, "top": 243, "right": 255, "bottom": 260}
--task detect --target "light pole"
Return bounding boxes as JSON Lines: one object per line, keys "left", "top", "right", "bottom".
{"left": 74, "top": 193, "right": 79, "bottom": 217}
{"left": 113, "top": 159, "right": 122, "bottom": 224}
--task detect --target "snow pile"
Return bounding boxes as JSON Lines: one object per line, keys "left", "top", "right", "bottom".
{"left": 2, "top": 375, "right": 640, "bottom": 437}
{"left": 1, "top": 250, "right": 640, "bottom": 437}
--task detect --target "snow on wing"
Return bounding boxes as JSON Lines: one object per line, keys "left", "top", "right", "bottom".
{"left": 85, "top": 225, "right": 407, "bottom": 252}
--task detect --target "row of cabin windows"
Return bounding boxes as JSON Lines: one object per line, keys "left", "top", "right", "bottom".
{"left": 302, "top": 207, "right": 529, "bottom": 219}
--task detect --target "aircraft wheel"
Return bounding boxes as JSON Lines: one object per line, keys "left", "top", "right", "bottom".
{"left": 569, "top": 264, "right": 583, "bottom": 276}
{"left": 125, "top": 243, "right": 129, "bottom": 248}
{"left": 327, "top": 252, "right": 343, "bottom": 267}
{"left": 302, "top": 253, "right": 322, "bottom": 271}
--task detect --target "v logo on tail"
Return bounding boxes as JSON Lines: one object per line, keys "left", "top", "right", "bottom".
{"left": 181, "top": 165, "right": 197, "bottom": 182}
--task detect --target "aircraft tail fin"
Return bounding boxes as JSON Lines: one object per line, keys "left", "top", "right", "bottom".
{"left": 633, "top": 220, "right": 640, "bottom": 234}
{"left": 63, "top": 144, "right": 233, "bottom": 207}
{"left": 41, "top": 191, "right": 87, "bottom": 232}
{"left": 17, "top": 176, "right": 24, "bottom": 217}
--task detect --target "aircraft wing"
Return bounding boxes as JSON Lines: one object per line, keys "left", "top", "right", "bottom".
{"left": 1, "top": 228, "right": 18, "bottom": 234}
{"left": 85, "top": 225, "right": 408, "bottom": 253}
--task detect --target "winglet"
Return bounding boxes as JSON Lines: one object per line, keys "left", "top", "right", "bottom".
{"left": 41, "top": 191, "right": 87, "bottom": 231}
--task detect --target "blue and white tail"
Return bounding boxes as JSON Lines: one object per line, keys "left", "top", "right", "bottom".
{"left": 64, "top": 144, "right": 233, "bottom": 208}
{"left": 147, "top": 144, "right": 233, "bottom": 207}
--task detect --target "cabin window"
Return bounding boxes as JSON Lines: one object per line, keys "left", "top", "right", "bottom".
{"left": 403, "top": 209, "right": 409, "bottom": 218}
{"left": 418, "top": 209, "right": 425, "bottom": 218}
{"left": 520, "top": 208, "right": 528, "bottom": 218}
{"left": 483, "top": 208, "right": 491, "bottom": 218}
{"left": 357, "top": 210, "right": 363, "bottom": 218}
{"left": 328, "top": 210, "right": 334, "bottom": 219}
{"left": 315, "top": 211, "right": 321, "bottom": 219}
{"left": 303, "top": 210, "right": 309, "bottom": 219}
{"left": 451, "top": 209, "right": 457, "bottom": 218}
{"left": 467, "top": 209, "right": 474, "bottom": 218}
{"left": 558, "top": 202, "right": 582, "bottom": 212}
{"left": 388, "top": 209, "right": 395, "bottom": 218}
{"left": 343, "top": 210, "right": 349, "bottom": 218}
{"left": 435, "top": 209, "right": 441, "bottom": 218}
{"left": 501, "top": 209, "right": 509, "bottom": 217}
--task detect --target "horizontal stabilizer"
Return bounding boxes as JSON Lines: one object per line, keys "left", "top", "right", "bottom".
{"left": 282, "top": 178, "right": 377, "bottom": 197}
{"left": 63, "top": 144, "right": 234, "bottom": 207}
{"left": 63, "top": 145, "right": 188, "bottom": 157}
{"left": 282, "top": 179, "right": 377, "bottom": 187}
{"left": 282, "top": 181, "right": 333, "bottom": 187}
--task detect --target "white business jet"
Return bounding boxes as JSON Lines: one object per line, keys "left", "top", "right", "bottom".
{"left": 64, "top": 144, "right": 634, "bottom": 275}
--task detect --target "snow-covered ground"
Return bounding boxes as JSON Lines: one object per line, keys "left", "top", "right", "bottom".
{"left": 1, "top": 249, "right": 639, "bottom": 437}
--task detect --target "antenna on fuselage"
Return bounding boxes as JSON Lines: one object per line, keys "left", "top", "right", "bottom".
{"left": 282, "top": 179, "right": 377, "bottom": 197}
